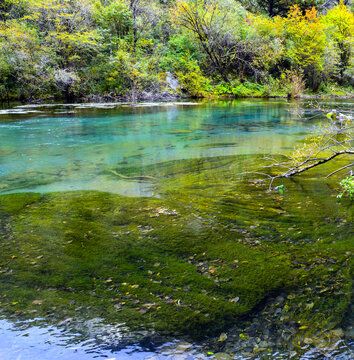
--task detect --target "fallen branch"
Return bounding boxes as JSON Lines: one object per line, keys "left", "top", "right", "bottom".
{"left": 250, "top": 109, "right": 354, "bottom": 191}
{"left": 282, "top": 151, "right": 354, "bottom": 178}
{"left": 110, "top": 170, "right": 157, "bottom": 181}
{"left": 326, "top": 162, "right": 354, "bottom": 178}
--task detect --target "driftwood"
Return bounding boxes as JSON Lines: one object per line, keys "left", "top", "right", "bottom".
{"left": 110, "top": 170, "right": 157, "bottom": 181}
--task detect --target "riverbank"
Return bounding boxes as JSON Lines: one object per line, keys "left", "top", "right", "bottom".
{"left": 2, "top": 83, "right": 353, "bottom": 106}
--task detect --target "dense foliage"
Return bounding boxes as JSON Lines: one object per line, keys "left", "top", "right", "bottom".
{"left": 0, "top": 0, "right": 353, "bottom": 101}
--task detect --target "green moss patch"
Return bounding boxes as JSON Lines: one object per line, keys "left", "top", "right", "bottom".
{"left": 0, "top": 154, "right": 352, "bottom": 345}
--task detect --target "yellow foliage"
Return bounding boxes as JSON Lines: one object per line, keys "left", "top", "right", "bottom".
{"left": 322, "top": 1, "right": 354, "bottom": 42}
{"left": 281, "top": 5, "right": 326, "bottom": 70}
{"left": 0, "top": 20, "right": 39, "bottom": 52}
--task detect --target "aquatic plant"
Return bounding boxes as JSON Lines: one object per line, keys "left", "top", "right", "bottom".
{"left": 0, "top": 152, "right": 352, "bottom": 352}
{"left": 338, "top": 174, "right": 354, "bottom": 199}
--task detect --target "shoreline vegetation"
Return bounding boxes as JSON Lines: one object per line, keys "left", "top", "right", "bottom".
{"left": 1, "top": 93, "right": 354, "bottom": 107}
{"left": 0, "top": 0, "right": 353, "bottom": 104}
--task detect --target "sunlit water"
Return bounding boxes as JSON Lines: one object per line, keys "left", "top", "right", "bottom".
{"left": 0, "top": 100, "right": 353, "bottom": 360}
{"left": 0, "top": 100, "right": 323, "bottom": 197}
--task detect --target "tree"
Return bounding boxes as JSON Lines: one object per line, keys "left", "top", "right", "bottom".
{"left": 0, "top": 0, "right": 28, "bottom": 22}
{"left": 93, "top": 0, "right": 133, "bottom": 43}
{"left": 322, "top": 0, "right": 354, "bottom": 83}
{"left": 129, "top": 0, "right": 140, "bottom": 52}
{"left": 171, "top": 0, "right": 271, "bottom": 82}
{"left": 0, "top": 19, "right": 48, "bottom": 100}
{"left": 22, "top": 0, "right": 103, "bottom": 101}
{"left": 281, "top": 5, "right": 326, "bottom": 91}
{"left": 239, "top": 0, "right": 326, "bottom": 17}
{"left": 24, "top": 0, "right": 101, "bottom": 69}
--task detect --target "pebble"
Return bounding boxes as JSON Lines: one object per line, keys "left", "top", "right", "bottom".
{"left": 58, "top": 318, "right": 73, "bottom": 327}
{"left": 344, "top": 326, "right": 354, "bottom": 338}
{"left": 218, "top": 333, "right": 228, "bottom": 342}
{"left": 274, "top": 308, "right": 282, "bottom": 316}
{"left": 263, "top": 329, "right": 270, "bottom": 337}
{"left": 275, "top": 296, "right": 285, "bottom": 304}
{"left": 304, "top": 338, "right": 313, "bottom": 345}
{"left": 331, "top": 328, "right": 344, "bottom": 337}
{"left": 213, "top": 353, "right": 232, "bottom": 360}
{"left": 174, "top": 342, "right": 193, "bottom": 353}
{"left": 170, "top": 355, "right": 188, "bottom": 360}
{"left": 259, "top": 341, "right": 268, "bottom": 348}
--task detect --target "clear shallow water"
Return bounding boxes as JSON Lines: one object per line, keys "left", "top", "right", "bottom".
{"left": 0, "top": 100, "right": 320, "bottom": 196}
{"left": 0, "top": 318, "right": 177, "bottom": 360}
{"left": 1, "top": 317, "right": 353, "bottom": 360}
{"left": 0, "top": 100, "right": 353, "bottom": 360}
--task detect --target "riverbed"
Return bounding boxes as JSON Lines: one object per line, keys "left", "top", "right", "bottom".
{"left": 0, "top": 100, "right": 352, "bottom": 359}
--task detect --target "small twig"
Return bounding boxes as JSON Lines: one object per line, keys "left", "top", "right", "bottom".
{"left": 110, "top": 170, "right": 157, "bottom": 181}
{"left": 238, "top": 171, "right": 273, "bottom": 179}
{"left": 326, "top": 162, "right": 354, "bottom": 178}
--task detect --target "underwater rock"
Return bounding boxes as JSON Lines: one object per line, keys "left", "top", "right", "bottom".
{"left": 344, "top": 326, "right": 354, "bottom": 339}
{"left": 213, "top": 353, "right": 232, "bottom": 360}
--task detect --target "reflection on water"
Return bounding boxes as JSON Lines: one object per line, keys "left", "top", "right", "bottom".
{"left": 1, "top": 317, "right": 353, "bottom": 360}
{"left": 0, "top": 100, "right": 318, "bottom": 196}
{"left": 0, "top": 318, "right": 163, "bottom": 360}
{"left": 0, "top": 100, "right": 353, "bottom": 360}
{"left": 1, "top": 317, "right": 210, "bottom": 360}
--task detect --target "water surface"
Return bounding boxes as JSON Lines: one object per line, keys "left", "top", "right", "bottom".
{"left": 0, "top": 100, "right": 352, "bottom": 360}
{"left": 0, "top": 100, "right": 319, "bottom": 196}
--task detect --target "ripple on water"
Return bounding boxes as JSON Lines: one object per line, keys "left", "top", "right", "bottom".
{"left": 0, "top": 317, "right": 353, "bottom": 360}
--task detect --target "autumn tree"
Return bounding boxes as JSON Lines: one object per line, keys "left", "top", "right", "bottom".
{"left": 24, "top": 0, "right": 101, "bottom": 68}
{"left": 282, "top": 5, "right": 326, "bottom": 91}
{"left": 0, "top": 0, "right": 28, "bottom": 22}
{"left": 0, "top": 19, "right": 47, "bottom": 100}
{"left": 171, "top": 0, "right": 275, "bottom": 82}
{"left": 239, "top": 0, "right": 326, "bottom": 17}
{"left": 322, "top": 0, "right": 354, "bottom": 83}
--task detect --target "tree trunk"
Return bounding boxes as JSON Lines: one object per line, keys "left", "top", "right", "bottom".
{"left": 130, "top": 0, "right": 139, "bottom": 53}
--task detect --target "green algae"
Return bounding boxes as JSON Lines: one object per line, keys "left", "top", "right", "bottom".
{"left": 0, "top": 190, "right": 290, "bottom": 338}
{"left": 0, "top": 153, "right": 352, "bottom": 349}
{"left": 105, "top": 155, "right": 245, "bottom": 180}
{"left": 0, "top": 171, "right": 60, "bottom": 194}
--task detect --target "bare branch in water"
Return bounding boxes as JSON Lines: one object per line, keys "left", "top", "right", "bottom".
{"left": 245, "top": 109, "right": 353, "bottom": 191}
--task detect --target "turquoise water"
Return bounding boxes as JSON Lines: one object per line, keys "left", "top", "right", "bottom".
{"left": 0, "top": 100, "right": 352, "bottom": 360}
{"left": 0, "top": 100, "right": 317, "bottom": 196}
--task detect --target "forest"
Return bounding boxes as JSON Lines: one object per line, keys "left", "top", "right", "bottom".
{"left": 0, "top": 0, "right": 353, "bottom": 102}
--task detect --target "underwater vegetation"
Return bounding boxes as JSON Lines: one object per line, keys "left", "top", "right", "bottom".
{"left": 0, "top": 153, "right": 352, "bottom": 358}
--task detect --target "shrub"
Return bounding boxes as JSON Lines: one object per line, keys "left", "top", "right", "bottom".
{"left": 280, "top": 68, "right": 305, "bottom": 98}
{"left": 338, "top": 175, "right": 354, "bottom": 200}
